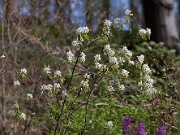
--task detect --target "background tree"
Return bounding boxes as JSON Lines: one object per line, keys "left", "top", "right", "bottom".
{"left": 142, "top": 0, "right": 180, "bottom": 54}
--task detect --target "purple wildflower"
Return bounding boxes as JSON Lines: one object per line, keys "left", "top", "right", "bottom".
{"left": 121, "top": 116, "right": 133, "bottom": 135}
{"left": 156, "top": 126, "right": 167, "bottom": 135}
{"left": 135, "top": 122, "right": 147, "bottom": 135}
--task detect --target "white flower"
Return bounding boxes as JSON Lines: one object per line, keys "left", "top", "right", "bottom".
{"left": 1, "top": 55, "right": 5, "bottom": 58}
{"left": 142, "top": 64, "right": 151, "bottom": 74}
{"left": 54, "top": 70, "right": 62, "bottom": 78}
{"left": 84, "top": 73, "right": 90, "bottom": 79}
{"left": 118, "top": 84, "right": 125, "bottom": 91}
{"left": 80, "top": 80, "right": 89, "bottom": 87}
{"left": 62, "top": 90, "right": 67, "bottom": 96}
{"left": 95, "top": 62, "right": 107, "bottom": 71}
{"left": 138, "top": 81, "right": 143, "bottom": 87}
{"left": 139, "top": 28, "right": 151, "bottom": 39}
{"left": 121, "top": 69, "right": 129, "bottom": 78}
{"left": 76, "top": 26, "right": 89, "bottom": 34}
{"left": 104, "top": 20, "right": 112, "bottom": 28}
{"left": 72, "top": 40, "right": 81, "bottom": 47}
{"left": 144, "top": 75, "right": 154, "bottom": 84}
{"left": 103, "top": 44, "right": 115, "bottom": 57}
{"left": 137, "top": 55, "right": 144, "bottom": 64}
{"left": 114, "top": 18, "right": 120, "bottom": 25}
{"left": 146, "top": 28, "right": 151, "bottom": 38}
{"left": 41, "top": 84, "right": 47, "bottom": 91}
{"left": 109, "top": 56, "right": 118, "bottom": 65}
{"left": 80, "top": 52, "right": 86, "bottom": 63}
{"left": 8, "top": 110, "right": 16, "bottom": 117}
{"left": 129, "top": 60, "right": 134, "bottom": 65}
{"left": 95, "top": 62, "right": 103, "bottom": 70}
{"left": 106, "top": 121, "right": 113, "bottom": 129}
{"left": 107, "top": 86, "right": 114, "bottom": 92}
{"left": 125, "top": 10, "right": 133, "bottom": 16}
{"left": 89, "top": 120, "right": 92, "bottom": 124}
{"left": 146, "top": 87, "right": 156, "bottom": 94}
{"left": 13, "top": 103, "right": 19, "bottom": 109}
{"left": 122, "top": 46, "right": 132, "bottom": 59}
{"left": 14, "top": 80, "right": 20, "bottom": 87}
{"left": 44, "top": 66, "right": 51, "bottom": 74}
{"left": 20, "top": 68, "right": 27, "bottom": 75}
{"left": 46, "top": 84, "right": 53, "bottom": 91}
{"left": 41, "top": 84, "right": 53, "bottom": 91}
{"left": 67, "top": 51, "right": 74, "bottom": 63}
{"left": 94, "top": 54, "right": 101, "bottom": 61}
{"left": 27, "top": 93, "right": 33, "bottom": 99}
{"left": 19, "top": 113, "right": 26, "bottom": 120}
{"left": 119, "top": 57, "right": 125, "bottom": 65}
{"left": 139, "top": 28, "right": 147, "bottom": 38}
{"left": 54, "top": 83, "right": 61, "bottom": 89}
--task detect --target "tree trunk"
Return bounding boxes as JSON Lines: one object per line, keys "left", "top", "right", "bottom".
{"left": 142, "top": 0, "right": 180, "bottom": 54}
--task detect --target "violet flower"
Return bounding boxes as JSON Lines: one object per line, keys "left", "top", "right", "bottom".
{"left": 156, "top": 126, "right": 167, "bottom": 135}
{"left": 121, "top": 116, "right": 133, "bottom": 135}
{"left": 135, "top": 122, "right": 147, "bottom": 135}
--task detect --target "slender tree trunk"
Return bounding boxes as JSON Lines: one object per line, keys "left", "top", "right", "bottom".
{"left": 177, "top": 0, "right": 180, "bottom": 34}
{"left": 142, "top": 0, "right": 180, "bottom": 54}
{"left": 101, "top": 0, "right": 110, "bottom": 20}
{"left": 86, "top": 0, "right": 94, "bottom": 28}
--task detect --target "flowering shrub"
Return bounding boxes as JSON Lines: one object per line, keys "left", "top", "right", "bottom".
{"left": 2, "top": 10, "right": 179, "bottom": 134}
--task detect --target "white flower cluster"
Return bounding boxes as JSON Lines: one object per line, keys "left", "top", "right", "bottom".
{"left": 84, "top": 73, "right": 90, "bottom": 79}
{"left": 118, "top": 84, "right": 125, "bottom": 91}
{"left": 8, "top": 110, "right": 16, "bottom": 117}
{"left": 80, "top": 73, "right": 90, "bottom": 88}
{"left": 76, "top": 26, "right": 89, "bottom": 35}
{"left": 119, "top": 57, "right": 125, "bottom": 65}
{"left": 142, "top": 64, "right": 151, "bottom": 74}
{"left": 125, "top": 10, "right": 133, "bottom": 23}
{"left": 72, "top": 40, "right": 82, "bottom": 47}
{"left": 103, "top": 44, "right": 115, "bottom": 57}
{"left": 122, "top": 46, "right": 132, "bottom": 60}
{"left": 54, "top": 83, "right": 61, "bottom": 89}
{"left": 54, "top": 70, "right": 62, "bottom": 78}
{"left": 14, "top": 80, "right": 20, "bottom": 87}
{"left": 104, "top": 20, "right": 112, "bottom": 29}
{"left": 27, "top": 93, "right": 33, "bottom": 99}
{"left": 114, "top": 18, "right": 120, "bottom": 26}
{"left": 137, "top": 54, "right": 144, "bottom": 64}
{"left": 103, "top": 20, "right": 112, "bottom": 36}
{"left": 121, "top": 69, "right": 129, "bottom": 78}
{"left": 19, "top": 112, "right": 26, "bottom": 120}
{"left": 109, "top": 56, "right": 118, "bottom": 65}
{"left": 139, "top": 64, "right": 156, "bottom": 94}
{"left": 106, "top": 121, "right": 113, "bottom": 129}
{"left": 44, "top": 66, "right": 51, "bottom": 74}
{"left": 8, "top": 103, "right": 26, "bottom": 120}
{"left": 80, "top": 80, "right": 89, "bottom": 88}
{"left": 80, "top": 52, "right": 86, "bottom": 63}
{"left": 95, "top": 62, "right": 107, "bottom": 71}
{"left": 94, "top": 54, "right": 101, "bottom": 62}
{"left": 41, "top": 84, "right": 53, "bottom": 91}
{"left": 20, "top": 68, "right": 27, "bottom": 75}
{"left": 67, "top": 51, "right": 74, "bottom": 63}
{"left": 107, "top": 85, "right": 114, "bottom": 92}
{"left": 13, "top": 103, "right": 19, "bottom": 109}
{"left": 139, "top": 28, "right": 151, "bottom": 40}
{"left": 125, "top": 10, "right": 133, "bottom": 16}
{"left": 1, "top": 55, "right": 5, "bottom": 58}
{"left": 41, "top": 83, "right": 61, "bottom": 93}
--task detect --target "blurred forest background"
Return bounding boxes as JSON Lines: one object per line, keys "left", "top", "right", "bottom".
{"left": 0, "top": 0, "right": 180, "bottom": 134}
{"left": 1, "top": 0, "right": 180, "bottom": 52}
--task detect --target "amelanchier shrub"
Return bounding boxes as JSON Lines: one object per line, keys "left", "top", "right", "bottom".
{"left": 6, "top": 10, "right": 178, "bottom": 135}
